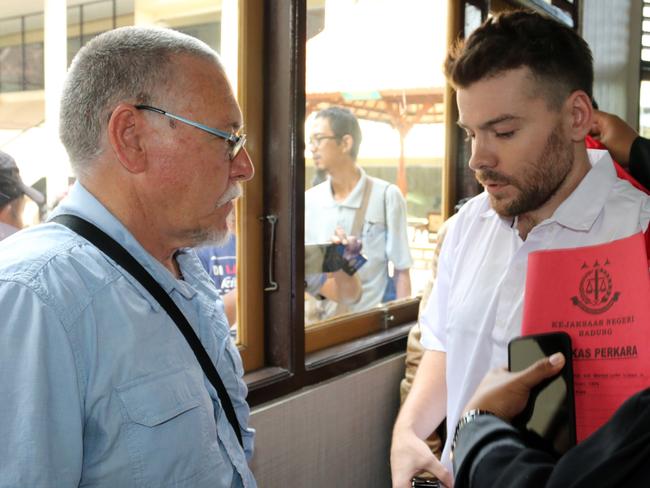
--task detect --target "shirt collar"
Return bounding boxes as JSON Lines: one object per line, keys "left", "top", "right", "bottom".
{"left": 327, "top": 167, "right": 368, "bottom": 209}
{"left": 550, "top": 149, "right": 616, "bottom": 231}
{"left": 49, "top": 182, "right": 197, "bottom": 302}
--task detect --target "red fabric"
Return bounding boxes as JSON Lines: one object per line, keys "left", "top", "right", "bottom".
{"left": 585, "top": 135, "right": 650, "bottom": 261}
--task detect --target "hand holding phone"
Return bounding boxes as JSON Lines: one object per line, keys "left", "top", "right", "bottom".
{"left": 508, "top": 332, "right": 577, "bottom": 456}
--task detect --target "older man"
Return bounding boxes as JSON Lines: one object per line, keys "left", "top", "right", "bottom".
{"left": 390, "top": 11, "right": 650, "bottom": 487}
{"left": 0, "top": 150, "right": 44, "bottom": 240}
{"left": 0, "top": 27, "right": 255, "bottom": 487}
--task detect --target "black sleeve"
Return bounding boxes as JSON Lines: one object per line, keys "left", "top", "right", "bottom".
{"left": 545, "top": 388, "right": 650, "bottom": 488}
{"left": 452, "top": 415, "right": 555, "bottom": 488}
{"left": 453, "top": 389, "right": 650, "bottom": 488}
{"left": 629, "top": 136, "right": 650, "bottom": 189}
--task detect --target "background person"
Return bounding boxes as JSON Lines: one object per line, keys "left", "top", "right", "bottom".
{"left": 390, "top": 11, "right": 650, "bottom": 487}
{"left": 0, "top": 27, "right": 256, "bottom": 487}
{"left": 590, "top": 109, "right": 650, "bottom": 189}
{"left": 305, "top": 106, "right": 412, "bottom": 320}
{"left": 0, "top": 150, "right": 44, "bottom": 240}
{"left": 196, "top": 211, "right": 239, "bottom": 326}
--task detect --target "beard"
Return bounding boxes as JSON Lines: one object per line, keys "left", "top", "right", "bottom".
{"left": 475, "top": 125, "right": 574, "bottom": 218}
{"left": 189, "top": 184, "right": 241, "bottom": 247}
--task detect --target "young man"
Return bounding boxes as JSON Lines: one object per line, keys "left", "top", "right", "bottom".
{"left": 305, "top": 106, "right": 412, "bottom": 319}
{"left": 390, "top": 11, "right": 650, "bottom": 487}
{"left": 0, "top": 150, "right": 44, "bottom": 240}
{"left": 0, "top": 27, "right": 256, "bottom": 487}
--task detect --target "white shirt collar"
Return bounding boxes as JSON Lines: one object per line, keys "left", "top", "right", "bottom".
{"left": 323, "top": 167, "right": 368, "bottom": 209}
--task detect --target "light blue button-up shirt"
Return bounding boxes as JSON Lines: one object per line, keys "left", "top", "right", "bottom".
{"left": 0, "top": 182, "right": 256, "bottom": 488}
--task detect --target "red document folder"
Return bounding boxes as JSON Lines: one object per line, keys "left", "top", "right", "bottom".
{"left": 522, "top": 232, "right": 650, "bottom": 442}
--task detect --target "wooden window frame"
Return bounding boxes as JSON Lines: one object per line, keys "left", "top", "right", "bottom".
{"left": 236, "top": 0, "right": 265, "bottom": 371}
{"left": 243, "top": 0, "right": 468, "bottom": 406}
{"left": 239, "top": 0, "right": 584, "bottom": 406}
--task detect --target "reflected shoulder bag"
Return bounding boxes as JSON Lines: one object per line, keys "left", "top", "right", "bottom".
{"left": 330, "top": 178, "right": 373, "bottom": 317}
{"left": 51, "top": 214, "right": 244, "bottom": 448}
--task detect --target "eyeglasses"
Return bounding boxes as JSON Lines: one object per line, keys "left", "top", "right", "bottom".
{"left": 308, "top": 134, "right": 339, "bottom": 147}
{"left": 135, "top": 105, "right": 247, "bottom": 161}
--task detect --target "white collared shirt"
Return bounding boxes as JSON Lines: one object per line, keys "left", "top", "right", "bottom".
{"left": 420, "top": 150, "right": 650, "bottom": 470}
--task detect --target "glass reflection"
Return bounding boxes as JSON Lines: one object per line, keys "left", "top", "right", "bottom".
{"left": 304, "top": 0, "right": 447, "bottom": 326}
{"left": 304, "top": 108, "right": 412, "bottom": 324}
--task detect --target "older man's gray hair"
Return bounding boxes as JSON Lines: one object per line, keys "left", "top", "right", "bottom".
{"left": 60, "top": 26, "right": 222, "bottom": 177}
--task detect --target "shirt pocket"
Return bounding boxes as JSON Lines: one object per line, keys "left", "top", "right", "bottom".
{"left": 362, "top": 220, "right": 386, "bottom": 241}
{"left": 116, "top": 367, "right": 221, "bottom": 488}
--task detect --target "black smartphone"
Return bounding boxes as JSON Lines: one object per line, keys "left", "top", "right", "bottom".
{"left": 508, "top": 331, "right": 576, "bottom": 456}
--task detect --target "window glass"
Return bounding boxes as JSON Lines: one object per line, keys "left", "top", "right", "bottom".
{"left": 643, "top": 2, "right": 650, "bottom": 63}
{"left": 79, "top": 0, "right": 114, "bottom": 45}
{"left": 465, "top": 3, "right": 483, "bottom": 35}
{"left": 304, "top": 0, "right": 447, "bottom": 326}
{"left": 640, "top": 2, "right": 650, "bottom": 135}
{"left": 24, "top": 42, "right": 44, "bottom": 90}
{"left": 0, "top": 44, "right": 23, "bottom": 92}
{"left": 640, "top": 81, "right": 650, "bottom": 138}
{"left": 0, "top": 17, "right": 26, "bottom": 92}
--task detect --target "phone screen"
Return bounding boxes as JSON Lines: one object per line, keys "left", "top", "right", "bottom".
{"left": 508, "top": 332, "right": 576, "bottom": 455}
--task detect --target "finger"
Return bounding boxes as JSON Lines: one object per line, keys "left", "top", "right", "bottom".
{"left": 391, "top": 469, "right": 418, "bottom": 488}
{"left": 517, "top": 352, "right": 565, "bottom": 389}
{"left": 423, "top": 458, "right": 453, "bottom": 488}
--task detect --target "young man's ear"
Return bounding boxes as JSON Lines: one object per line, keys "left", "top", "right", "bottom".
{"left": 107, "top": 103, "right": 148, "bottom": 174}
{"left": 565, "top": 90, "right": 593, "bottom": 142}
{"left": 340, "top": 134, "right": 355, "bottom": 157}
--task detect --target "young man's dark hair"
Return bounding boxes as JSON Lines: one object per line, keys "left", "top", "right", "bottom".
{"left": 444, "top": 10, "right": 593, "bottom": 109}
{"left": 315, "top": 106, "right": 363, "bottom": 159}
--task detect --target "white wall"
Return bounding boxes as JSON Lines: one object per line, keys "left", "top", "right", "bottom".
{"left": 249, "top": 353, "right": 406, "bottom": 488}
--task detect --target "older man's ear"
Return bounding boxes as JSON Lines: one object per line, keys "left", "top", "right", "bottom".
{"left": 108, "top": 103, "right": 148, "bottom": 174}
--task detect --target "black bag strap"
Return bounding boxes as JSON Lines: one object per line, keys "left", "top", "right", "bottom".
{"left": 51, "top": 214, "right": 243, "bottom": 448}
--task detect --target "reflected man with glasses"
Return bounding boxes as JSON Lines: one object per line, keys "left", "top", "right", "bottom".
{"left": 0, "top": 27, "right": 256, "bottom": 487}
{"left": 305, "top": 106, "right": 412, "bottom": 321}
